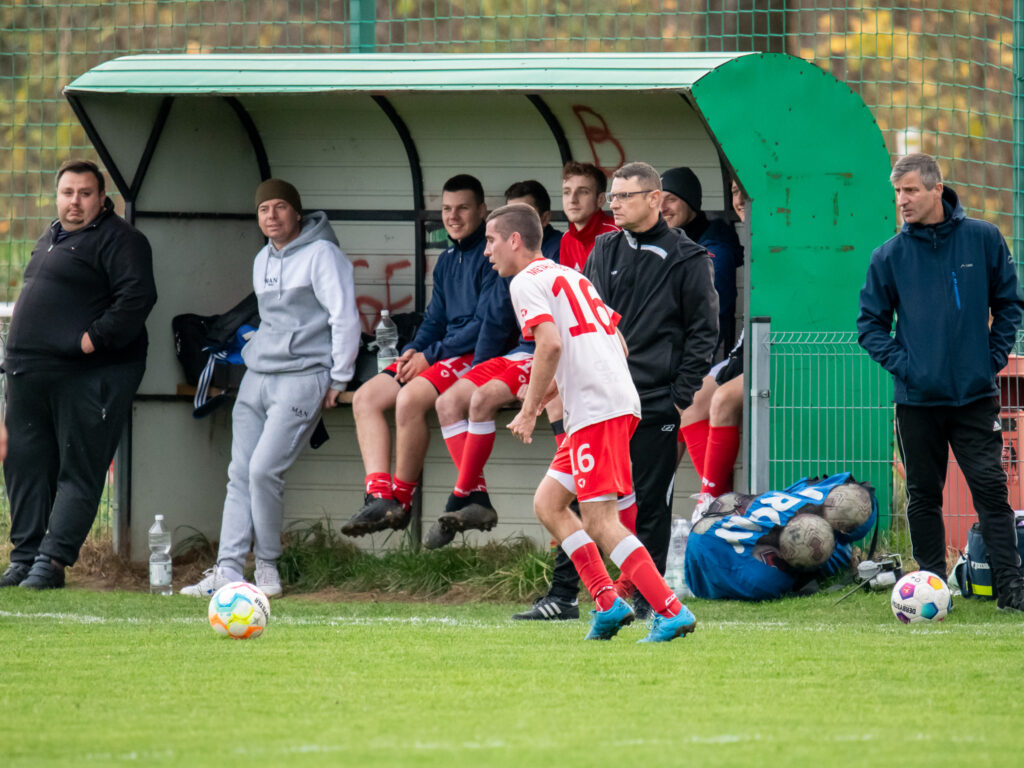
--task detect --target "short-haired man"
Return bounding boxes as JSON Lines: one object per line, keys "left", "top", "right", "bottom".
{"left": 343, "top": 174, "right": 507, "bottom": 537}
{"left": 426, "top": 182, "right": 561, "bottom": 549}
{"left": 504, "top": 179, "right": 562, "bottom": 262}
{"left": 1, "top": 159, "right": 157, "bottom": 589}
{"left": 559, "top": 162, "right": 618, "bottom": 272}
{"left": 490, "top": 203, "right": 697, "bottom": 642}
{"left": 661, "top": 166, "right": 743, "bottom": 355}
{"left": 858, "top": 153, "right": 1024, "bottom": 610}
{"left": 512, "top": 161, "right": 719, "bottom": 620}
{"left": 182, "top": 179, "right": 360, "bottom": 597}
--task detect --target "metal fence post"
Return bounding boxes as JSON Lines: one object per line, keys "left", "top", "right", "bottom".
{"left": 748, "top": 317, "right": 771, "bottom": 494}
{"left": 349, "top": 0, "right": 377, "bottom": 53}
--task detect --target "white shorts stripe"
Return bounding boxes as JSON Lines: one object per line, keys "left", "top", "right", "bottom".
{"left": 616, "top": 493, "right": 636, "bottom": 511}
{"left": 545, "top": 469, "right": 576, "bottom": 494}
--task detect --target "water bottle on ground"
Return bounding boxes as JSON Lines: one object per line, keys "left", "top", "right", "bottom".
{"left": 664, "top": 517, "right": 692, "bottom": 598}
{"left": 375, "top": 310, "right": 400, "bottom": 373}
{"left": 148, "top": 515, "right": 172, "bottom": 596}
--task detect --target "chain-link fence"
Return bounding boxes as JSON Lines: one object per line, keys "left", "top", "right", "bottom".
{"left": 1, "top": 2, "right": 1019, "bottom": 300}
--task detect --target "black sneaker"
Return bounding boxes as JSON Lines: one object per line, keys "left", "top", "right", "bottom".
{"left": 511, "top": 594, "right": 580, "bottom": 621}
{"left": 438, "top": 491, "right": 498, "bottom": 533}
{"left": 423, "top": 520, "right": 457, "bottom": 550}
{"left": 341, "top": 495, "right": 408, "bottom": 537}
{"left": 19, "top": 556, "right": 66, "bottom": 590}
{"left": 997, "top": 577, "right": 1024, "bottom": 613}
{"left": 0, "top": 562, "right": 31, "bottom": 588}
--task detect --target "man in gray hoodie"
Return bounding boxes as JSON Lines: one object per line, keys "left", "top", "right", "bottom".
{"left": 182, "top": 179, "right": 360, "bottom": 598}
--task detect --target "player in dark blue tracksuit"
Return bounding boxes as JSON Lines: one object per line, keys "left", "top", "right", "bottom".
{"left": 857, "top": 153, "right": 1024, "bottom": 610}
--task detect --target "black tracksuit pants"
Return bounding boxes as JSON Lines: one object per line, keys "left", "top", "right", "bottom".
{"left": 895, "top": 396, "right": 1022, "bottom": 591}
{"left": 4, "top": 363, "right": 144, "bottom": 567}
{"left": 548, "top": 413, "right": 680, "bottom": 601}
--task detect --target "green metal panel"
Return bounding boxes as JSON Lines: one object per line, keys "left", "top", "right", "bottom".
{"left": 64, "top": 52, "right": 752, "bottom": 95}
{"left": 691, "top": 53, "right": 897, "bottom": 519}
{"left": 691, "top": 53, "right": 896, "bottom": 332}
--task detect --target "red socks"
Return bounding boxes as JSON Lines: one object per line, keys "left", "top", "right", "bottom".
{"left": 617, "top": 493, "right": 637, "bottom": 534}
{"left": 441, "top": 420, "right": 468, "bottom": 468}
{"left": 365, "top": 472, "right": 393, "bottom": 499}
{"left": 562, "top": 530, "right": 617, "bottom": 611}
{"left": 392, "top": 477, "right": 418, "bottom": 511}
{"left": 611, "top": 535, "right": 681, "bottom": 618}
{"left": 454, "top": 420, "right": 494, "bottom": 496}
{"left": 680, "top": 419, "right": 710, "bottom": 480}
{"left": 702, "top": 425, "right": 740, "bottom": 496}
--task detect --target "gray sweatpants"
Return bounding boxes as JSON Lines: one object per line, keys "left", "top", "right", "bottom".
{"left": 217, "top": 369, "right": 329, "bottom": 573}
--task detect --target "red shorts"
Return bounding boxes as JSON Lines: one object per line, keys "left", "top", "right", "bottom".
{"left": 384, "top": 353, "right": 474, "bottom": 394}
{"left": 546, "top": 414, "right": 638, "bottom": 501}
{"left": 462, "top": 355, "right": 533, "bottom": 398}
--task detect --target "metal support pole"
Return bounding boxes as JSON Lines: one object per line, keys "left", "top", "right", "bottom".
{"left": 349, "top": 0, "right": 377, "bottom": 53}
{"left": 748, "top": 316, "right": 771, "bottom": 495}
{"left": 1014, "top": 2, "right": 1024, "bottom": 304}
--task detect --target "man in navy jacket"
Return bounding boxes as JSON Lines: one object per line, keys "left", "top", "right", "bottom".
{"left": 858, "top": 152, "right": 1024, "bottom": 611}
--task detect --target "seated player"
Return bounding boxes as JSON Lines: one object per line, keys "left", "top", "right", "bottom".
{"left": 558, "top": 161, "right": 618, "bottom": 272}
{"left": 427, "top": 182, "right": 562, "bottom": 549}
{"left": 343, "top": 174, "right": 501, "bottom": 537}
{"left": 491, "top": 202, "right": 696, "bottom": 642}
{"left": 679, "top": 178, "right": 748, "bottom": 518}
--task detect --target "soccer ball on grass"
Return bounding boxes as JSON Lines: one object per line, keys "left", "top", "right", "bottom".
{"left": 890, "top": 570, "right": 951, "bottom": 624}
{"left": 208, "top": 581, "right": 271, "bottom": 639}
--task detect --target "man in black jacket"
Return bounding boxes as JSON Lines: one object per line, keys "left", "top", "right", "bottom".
{"left": 858, "top": 152, "right": 1024, "bottom": 610}
{"left": 0, "top": 159, "right": 157, "bottom": 589}
{"left": 514, "top": 161, "right": 718, "bottom": 619}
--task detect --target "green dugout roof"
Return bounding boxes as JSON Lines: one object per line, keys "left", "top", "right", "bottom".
{"left": 66, "top": 52, "right": 752, "bottom": 94}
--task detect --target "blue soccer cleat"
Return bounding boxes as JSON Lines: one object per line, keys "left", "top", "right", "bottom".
{"left": 585, "top": 596, "right": 635, "bottom": 640}
{"left": 638, "top": 604, "right": 697, "bottom": 643}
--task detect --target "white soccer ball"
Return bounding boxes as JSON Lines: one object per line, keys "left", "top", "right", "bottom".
{"left": 778, "top": 513, "right": 836, "bottom": 569}
{"left": 208, "top": 581, "right": 271, "bottom": 639}
{"left": 823, "top": 483, "right": 872, "bottom": 534}
{"left": 891, "top": 570, "right": 952, "bottom": 624}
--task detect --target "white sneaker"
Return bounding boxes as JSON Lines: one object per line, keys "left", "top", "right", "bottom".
{"left": 254, "top": 559, "right": 283, "bottom": 598}
{"left": 179, "top": 566, "right": 234, "bottom": 598}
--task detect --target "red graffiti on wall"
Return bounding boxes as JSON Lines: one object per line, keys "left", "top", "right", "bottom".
{"left": 572, "top": 105, "right": 625, "bottom": 176}
{"left": 353, "top": 258, "right": 413, "bottom": 334}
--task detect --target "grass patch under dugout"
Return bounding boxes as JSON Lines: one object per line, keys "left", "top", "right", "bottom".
{"left": 2, "top": 586, "right": 1022, "bottom": 767}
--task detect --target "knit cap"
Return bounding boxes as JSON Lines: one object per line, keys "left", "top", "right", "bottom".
{"left": 255, "top": 178, "right": 302, "bottom": 214}
{"left": 660, "top": 167, "right": 702, "bottom": 213}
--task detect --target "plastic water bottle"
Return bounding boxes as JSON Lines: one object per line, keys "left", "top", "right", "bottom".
{"left": 664, "top": 517, "right": 693, "bottom": 598}
{"left": 375, "top": 310, "right": 400, "bottom": 373}
{"left": 148, "top": 515, "right": 172, "bottom": 595}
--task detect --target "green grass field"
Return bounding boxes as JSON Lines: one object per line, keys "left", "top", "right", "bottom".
{"left": 2, "top": 587, "right": 1022, "bottom": 767}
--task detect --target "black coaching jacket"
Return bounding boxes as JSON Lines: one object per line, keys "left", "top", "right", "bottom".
{"left": 584, "top": 216, "right": 719, "bottom": 418}
{"left": 5, "top": 197, "right": 157, "bottom": 373}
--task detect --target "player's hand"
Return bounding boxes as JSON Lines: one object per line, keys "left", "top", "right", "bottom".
{"left": 508, "top": 406, "right": 538, "bottom": 444}
{"left": 80, "top": 331, "right": 95, "bottom": 354}
{"left": 322, "top": 388, "right": 343, "bottom": 409}
{"left": 396, "top": 351, "right": 429, "bottom": 383}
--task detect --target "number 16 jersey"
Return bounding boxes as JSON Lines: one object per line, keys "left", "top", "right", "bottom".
{"left": 510, "top": 257, "right": 641, "bottom": 435}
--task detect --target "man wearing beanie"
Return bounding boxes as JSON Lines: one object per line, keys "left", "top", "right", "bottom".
{"left": 661, "top": 166, "right": 743, "bottom": 356}
{"left": 182, "top": 178, "right": 360, "bottom": 598}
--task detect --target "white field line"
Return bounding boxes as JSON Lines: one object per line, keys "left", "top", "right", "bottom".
{"left": 79, "top": 730, "right": 1000, "bottom": 762}
{"left": 2, "top": 609, "right": 1021, "bottom": 636}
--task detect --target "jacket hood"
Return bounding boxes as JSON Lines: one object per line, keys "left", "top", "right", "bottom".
{"left": 268, "top": 210, "right": 338, "bottom": 258}
{"left": 902, "top": 185, "right": 965, "bottom": 241}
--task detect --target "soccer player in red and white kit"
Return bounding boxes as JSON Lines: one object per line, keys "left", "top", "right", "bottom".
{"left": 487, "top": 203, "right": 697, "bottom": 642}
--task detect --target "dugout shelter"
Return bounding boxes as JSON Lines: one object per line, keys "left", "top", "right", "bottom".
{"left": 63, "top": 52, "right": 895, "bottom": 560}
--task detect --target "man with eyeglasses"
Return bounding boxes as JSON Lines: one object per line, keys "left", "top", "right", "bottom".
{"left": 582, "top": 161, "right": 719, "bottom": 614}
